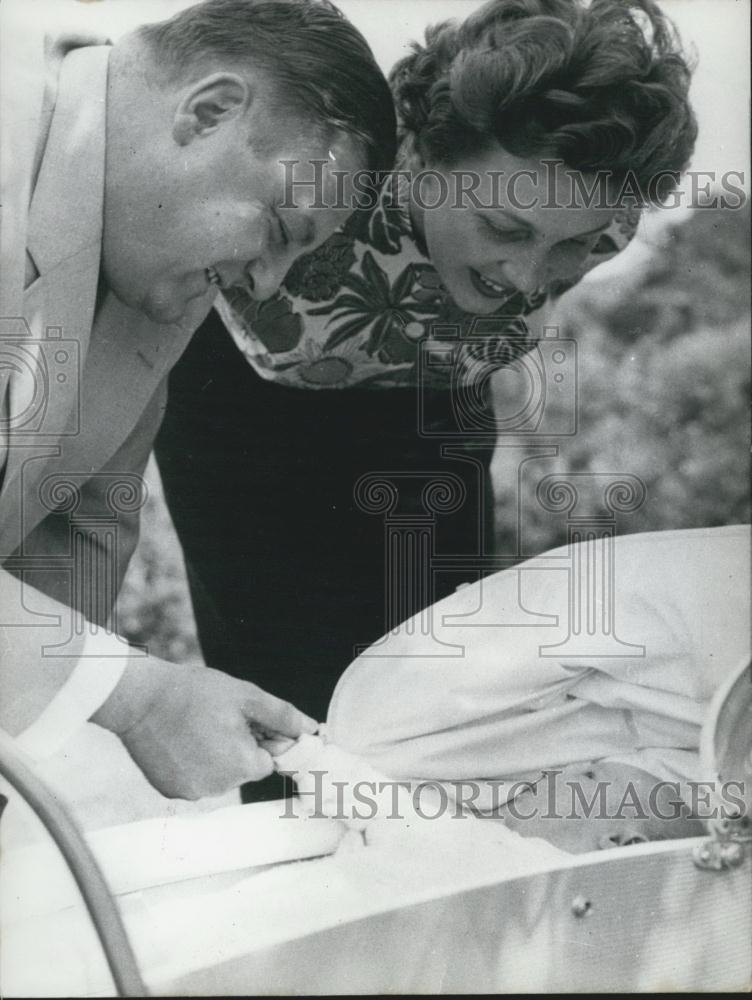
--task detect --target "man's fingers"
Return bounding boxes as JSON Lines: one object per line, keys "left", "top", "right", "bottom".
{"left": 241, "top": 744, "right": 275, "bottom": 783}
{"left": 241, "top": 685, "right": 317, "bottom": 738}
{"left": 257, "top": 734, "right": 296, "bottom": 757}
{"left": 170, "top": 745, "right": 275, "bottom": 799}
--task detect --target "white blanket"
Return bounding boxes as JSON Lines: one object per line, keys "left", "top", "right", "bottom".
{"left": 326, "top": 526, "right": 750, "bottom": 794}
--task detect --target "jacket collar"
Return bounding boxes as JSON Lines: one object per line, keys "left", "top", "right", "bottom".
{"left": 26, "top": 44, "right": 111, "bottom": 280}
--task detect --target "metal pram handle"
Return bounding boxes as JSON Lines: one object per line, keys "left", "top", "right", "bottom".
{"left": 0, "top": 729, "right": 147, "bottom": 997}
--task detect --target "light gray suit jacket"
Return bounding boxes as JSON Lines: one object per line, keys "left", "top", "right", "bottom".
{"left": 0, "top": 1, "right": 213, "bottom": 636}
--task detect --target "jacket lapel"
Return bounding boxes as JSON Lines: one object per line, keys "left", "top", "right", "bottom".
{"left": 1, "top": 44, "right": 109, "bottom": 507}
{"left": 0, "top": 0, "right": 46, "bottom": 317}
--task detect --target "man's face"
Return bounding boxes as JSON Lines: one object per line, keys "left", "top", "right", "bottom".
{"left": 103, "top": 83, "right": 363, "bottom": 325}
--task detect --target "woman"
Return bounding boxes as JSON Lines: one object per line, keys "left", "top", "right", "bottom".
{"left": 155, "top": 0, "right": 696, "bottom": 798}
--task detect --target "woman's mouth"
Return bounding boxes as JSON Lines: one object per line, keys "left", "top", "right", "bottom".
{"left": 470, "top": 269, "right": 516, "bottom": 300}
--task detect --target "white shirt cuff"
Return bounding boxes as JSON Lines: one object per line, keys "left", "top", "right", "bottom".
{"left": 13, "top": 631, "right": 132, "bottom": 762}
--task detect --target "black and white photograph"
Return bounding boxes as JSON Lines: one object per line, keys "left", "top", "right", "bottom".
{"left": 0, "top": 0, "right": 749, "bottom": 994}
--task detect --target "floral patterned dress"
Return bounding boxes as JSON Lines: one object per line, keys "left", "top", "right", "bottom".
{"left": 217, "top": 173, "right": 640, "bottom": 392}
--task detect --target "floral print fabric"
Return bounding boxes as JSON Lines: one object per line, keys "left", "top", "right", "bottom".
{"left": 217, "top": 174, "right": 639, "bottom": 390}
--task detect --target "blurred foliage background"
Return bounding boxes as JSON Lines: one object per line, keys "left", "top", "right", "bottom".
{"left": 118, "top": 203, "right": 750, "bottom": 663}
{"left": 493, "top": 203, "right": 750, "bottom": 555}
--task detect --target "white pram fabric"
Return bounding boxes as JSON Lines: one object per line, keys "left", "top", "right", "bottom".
{"left": 327, "top": 526, "right": 750, "bottom": 795}
{"left": 274, "top": 733, "right": 568, "bottom": 862}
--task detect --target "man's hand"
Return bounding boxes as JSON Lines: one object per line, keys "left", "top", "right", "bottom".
{"left": 91, "top": 658, "right": 317, "bottom": 799}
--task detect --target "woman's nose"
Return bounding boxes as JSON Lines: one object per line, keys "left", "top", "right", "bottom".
{"left": 501, "top": 252, "right": 549, "bottom": 294}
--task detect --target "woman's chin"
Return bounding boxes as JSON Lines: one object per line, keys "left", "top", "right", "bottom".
{"left": 452, "top": 290, "right": 504, "bottom": 315}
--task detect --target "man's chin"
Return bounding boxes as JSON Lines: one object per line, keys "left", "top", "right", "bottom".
{"left": 143, "top": 280, "right": 215, "bottom": 326}
{"left": 105, "top": 284, "right": 186, "bottom": 325}
{"left": 140, "top": 291, "right": 194, "bottom": 326}
{"left": 143, "top": 303, "right": 188, "bottom": 325}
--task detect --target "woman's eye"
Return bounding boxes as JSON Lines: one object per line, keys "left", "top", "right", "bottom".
{"left": 478, "top": 217, "right": 528, "bottom": 242}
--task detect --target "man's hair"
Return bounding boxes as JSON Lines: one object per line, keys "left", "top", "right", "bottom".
{"left": 139, "top": 0, "right": 396, "bottom": 174}
{"left": 389, "top": 0, "right": 697, "bottom": 202}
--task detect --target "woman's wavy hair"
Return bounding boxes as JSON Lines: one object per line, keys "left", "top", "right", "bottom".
{"left": 390, "top": 0, "right": 697, "bottom": 201}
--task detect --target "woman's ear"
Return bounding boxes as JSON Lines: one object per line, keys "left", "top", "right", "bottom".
{"left": 172, "top": 72, "right": 251, "bottom": 145}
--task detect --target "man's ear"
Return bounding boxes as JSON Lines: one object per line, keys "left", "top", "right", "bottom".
{"left": 172, "top": 73, "right": 251, "bottom": 145}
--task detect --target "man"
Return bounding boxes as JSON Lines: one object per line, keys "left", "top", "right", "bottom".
{"left": 0, "top": 0, "right": 396, "bottom": 798}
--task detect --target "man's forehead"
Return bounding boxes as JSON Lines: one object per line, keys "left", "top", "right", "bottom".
{"left": 279, "top": 153, "right": 364, "bottom": 217}
{"left": 276, "top": 137, "right": 367, "bottom": 211}
{"left": 252, "top": 111, "right": 363, "bottom": 167}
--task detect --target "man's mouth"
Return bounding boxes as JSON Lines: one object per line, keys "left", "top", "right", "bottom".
{"left": 207, "top": 265, "right": 257, "bottom": 295}
{"left": 206, "top": 265, "right": 222, "bottom": 287}
{"left": 470, "top": 269, "right": 516, "bottom": 299}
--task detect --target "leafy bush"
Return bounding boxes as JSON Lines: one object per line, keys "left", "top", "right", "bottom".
{"left": 117, "top": 462, "right": 203, "bottom": 664}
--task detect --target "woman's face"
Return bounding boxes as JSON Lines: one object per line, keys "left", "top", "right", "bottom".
{"left": 412, "top": 142, "right": 616, "bottom": 314}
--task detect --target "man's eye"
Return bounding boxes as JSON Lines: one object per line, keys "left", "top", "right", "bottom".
{"left": 272, "top": 213, "right": 289, "bottom": 247}
{"left": 560, "top": 236, "right": 593, "bottom": 251}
